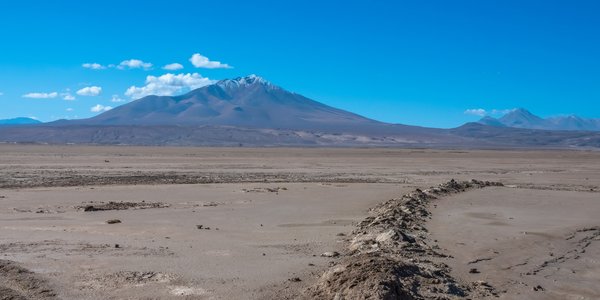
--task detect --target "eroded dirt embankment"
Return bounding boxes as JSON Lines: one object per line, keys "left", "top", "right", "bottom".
{"left": 305, "top": 179, "right": 503, "bottom": 300}
{"left": 0, "top": 259, "right": 58, "bottom": 300}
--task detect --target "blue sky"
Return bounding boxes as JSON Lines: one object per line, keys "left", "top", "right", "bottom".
{"left": 0, "top": 0, "right": 598, "bottom": 128}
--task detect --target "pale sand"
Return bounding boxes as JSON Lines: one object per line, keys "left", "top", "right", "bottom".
{"left": 428, "top": 187, "right": 600, "bottom": 299}
{"left": 0, "top": 183, "right": 406, "bottom": 299}
{"left": 0, "top": 145, "right": 599, "bottom": 299}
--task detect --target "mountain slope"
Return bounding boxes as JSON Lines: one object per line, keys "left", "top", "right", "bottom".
{"left": 451, "top": 122, "right": 600, "bottom": 148}
{"left": 78, "top": 75, "right": 382, "bottom": 131}
{"left": 0, "top": 117, "right": 41, "bottom": 126}
{"left": 478, "top": 109, "right": 600, "bottom": 131}
{"left": 547, "top": 115, "right": 600, "bottom": 131}
{"left": 498, "top": 108, "right": 549, "bottom": 129}
{"left": 478, "top": 116, "right": 506, "bottom": 127}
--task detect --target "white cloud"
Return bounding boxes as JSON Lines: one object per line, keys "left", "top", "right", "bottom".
{"left": 464, "top": 108, "right": 487, "bottom": 117}
{"left": 0, "top": 92, "right": 3, "bottom": 96}
{"left": 118, "top": 59, "right": 153, "bottom": 70}
{"left": 23, "top": 92, "right": 58, "bottom": 99}
{"left": 110, "top": 94, "right": 127, "bottom": 103}
{"left": 66, "top": 108, "right": 73, "bottom": 112}
{"left": 76, "top": 86, "right": 102, "bottom": 96}
{"left": 189, "top": 53, "right": 232, "bottom": 69}
{"left": 125, "top": 73, "right": 214, "bottom": 99}
{"left": 82, "top": 63, "right": 106, "bottom": 70}
{"left": 90, "top": 104, "right": 113, "bottom": 113}
{"left": 163, "top": 63, "right": 184, "bottom": 70}
{"left": 62, "top": 93, "right": 76, "bottom": 101}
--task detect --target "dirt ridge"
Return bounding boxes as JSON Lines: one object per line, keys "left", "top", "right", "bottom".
{"left": 0, "top": 259, "right": 58, "bottom": 300}
{"left": 305, "top": 179, "right": 503, "bottom": 300}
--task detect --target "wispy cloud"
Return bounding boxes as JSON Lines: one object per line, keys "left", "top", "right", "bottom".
{"left": 82, "top": 63, "right": 107, "bottom": 70}
{"left": 0, "top": 92, "right": 3, "bottom": 96}
{"left": 465, "top": 108, "right": 517, "bottom": 117}
{"left": 464, "top": 108, "right": 487, "bottom": 117}
{"left": 62, "top": 93, "right": 76, "bottom": 100}
{"left": 66, "top": 108, "right": 73, "bottom": 112}
{"left": 23, "top": 92, "right": 58, "bottom": 99}
{"left": 491, "top": 109, "right": 515, "bottom": 115}
{"left": 163, "top": 63, "right": 184, "bottom": 70}
{"left": 118, "top": 59, "right": 153, "bottom": 70}
{"left": 90, "top": 104, "right": 112, "bottom": 113}
{"left": 189, "top": 53, "right": 232, "bottom": 69}
{"left": 76, "top": 86, "right": 102, "bottom": 96}
{"left": 110, "top": 95, "right": 127, "bottom": 103}
{"left": 125, "top": 73, "right": 214, "bottom": 99}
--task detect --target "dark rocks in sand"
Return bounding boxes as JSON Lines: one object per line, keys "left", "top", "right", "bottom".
{"left": 242, "top": 187, "right": 288, "bottom": 193}
{"left": 533, "top": 285, "right": 544, "bottom": 291}
{"left": 83, "top": 205, "right": 98, "bottom": 212}
{"left": 106, "top": 219, "right": 121, "bottom": 224}
{"left": 196, "top": 225, "right": 211, "bottom": 230}
{"left": 288, "top": 277, "right": 302, "bottom": 282}
{"left": 469, "top": 268, "right": 480, "bottom": 274}
{"left": 79, "top": 201, "right": 169, "bottom": 212}
{"left": 320, "top": 251, "right": 340, "bottom": 258}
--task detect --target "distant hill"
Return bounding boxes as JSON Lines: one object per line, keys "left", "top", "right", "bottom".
{"left": 451, "top": 122, "right": 600, "bottom": 148}
{"left": 478, "top": 108, "right": 600, "bottom": 131}
{"left": 0, "top": 117, "right": 42, "bottom": 126}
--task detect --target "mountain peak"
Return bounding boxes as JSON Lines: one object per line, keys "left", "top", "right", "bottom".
{"left": 216, "top": 74, "right": 274, "bottom": 90}
{"left": 499, "top": 108, "right": 544, "bottom": 126}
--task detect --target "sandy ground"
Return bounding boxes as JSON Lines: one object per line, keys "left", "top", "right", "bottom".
{"left": 429, "top": 187, "right": 600, "bottom": 299}
{"left": 0, "top": 145, "right": 599, "bottom": 299}
{"left": 0, "top": 182, "right": 406, "bottom": 299}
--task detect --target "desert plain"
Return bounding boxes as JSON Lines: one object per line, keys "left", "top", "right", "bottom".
{"left": 0, "top": 144, "right": 599, "bottom": 299}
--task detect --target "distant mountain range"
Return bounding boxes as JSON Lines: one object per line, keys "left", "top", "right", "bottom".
{"left": 478, "top": 108, "right": 600, "bottom": 131}
{"left": 0, "top": 76, "right": 599, "bottom": 148}
{"left": 0, "top": 117, "right": 41, "bottom": 126}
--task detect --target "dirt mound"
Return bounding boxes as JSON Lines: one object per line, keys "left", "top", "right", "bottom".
{"left": 77, "top": 201, "right": 169, "bottom": 211}
{"left": 306, "top": 179, "right": 503, "bottom": 299}
{"left": 0, "top": 259, "right": 57, "bottom": 300}
{"left": 310, "top": 253, "right": 425, "bottom": 299}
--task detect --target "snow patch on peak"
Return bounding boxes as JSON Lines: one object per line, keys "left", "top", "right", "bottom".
{"left": 216, "top": 75, "right": 276, "bottom": 90}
